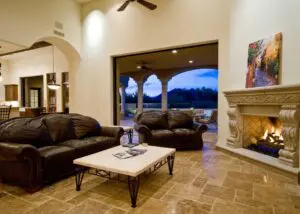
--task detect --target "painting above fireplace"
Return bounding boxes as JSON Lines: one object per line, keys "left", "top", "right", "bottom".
{"left": 246, "top": 33, "right": 282, "bottom": 88}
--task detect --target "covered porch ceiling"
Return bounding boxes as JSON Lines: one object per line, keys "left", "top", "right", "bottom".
{"left": 117, "top": 43, "right": 218, "bottom": 75}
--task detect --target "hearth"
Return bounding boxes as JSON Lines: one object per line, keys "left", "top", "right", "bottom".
{"left": 223, "top": 84, "right": 300, "bottom": 168}
{"left": 243, "top": 116, "right": 284, "bottom": 158}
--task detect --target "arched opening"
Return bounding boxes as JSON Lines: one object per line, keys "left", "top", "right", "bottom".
{"left": 0, "top": 36, "right": 80, "bottom": 117}
{"left": 34, "top": 37, "right": 81, "bottom": 67}
{"left": 119, "top": 76, "right": 138, "bottom": 121}
{"left": 143, "top": 74, "right": 162, "bottom": 111}
{"left": 31, "top": 37, "right": 81, "bottom": 113}
{"left": 168, "top": 68, "right": 218, "bottom": 131}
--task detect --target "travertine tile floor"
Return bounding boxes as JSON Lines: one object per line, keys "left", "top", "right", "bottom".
{"left": 1, "top": 132, "right": 299, "bottom": 214}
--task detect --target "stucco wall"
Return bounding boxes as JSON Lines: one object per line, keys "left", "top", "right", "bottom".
{"left": 217, "top": 0, "right": 300, "bottom": 147}
{"left": 79, "top": 0, "right": 230, "bottom": 142}
{"left": 227, "top": 0, "right": 300, "bottom": 89}
{"left": 219, "top": 0, "right": 300, "bottom": 166}
{"left": 0, "top": 0, "right": 81, "bottom": 53}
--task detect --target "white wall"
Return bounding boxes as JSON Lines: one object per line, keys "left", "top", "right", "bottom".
{"left": 79, "top": 0, "right": 230, "bottom": 135}
{"left": 0, "top": 46, "right": 69, "bottom": 111}
{"left": 0, "top": 0, "right": 81, "bottom": 53}
{"left": 227, "top": 0, "right": 300, "bottom": 89}
{"left": 216, "top": 0, "right": 300, "bottom": 148}
{"left": 0, "top": 0, "right": 82, "bottom": 112}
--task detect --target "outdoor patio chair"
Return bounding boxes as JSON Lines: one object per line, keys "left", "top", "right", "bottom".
{"left": 195, "top": 110, "right": 218, "bottom": 129}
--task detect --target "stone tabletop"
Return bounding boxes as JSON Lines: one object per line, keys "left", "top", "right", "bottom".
{"left": 73, "top": 145, "right": 176, "bottom": 177}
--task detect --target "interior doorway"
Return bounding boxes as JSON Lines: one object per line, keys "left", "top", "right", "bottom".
{"left": 21, "top": 75, "right": 44, "bottom": 108}
{"left": 29, "top": 88, "right": 41, "bottom": 108}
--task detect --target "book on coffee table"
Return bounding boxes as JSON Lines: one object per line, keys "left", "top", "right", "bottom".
{"left": 113, "top": 148, "right": 147, "bottom": 159}
{"left": 113, "top": 152, "right": 133, "bottom": 159}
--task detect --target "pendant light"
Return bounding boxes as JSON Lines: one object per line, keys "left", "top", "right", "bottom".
{"left": 48, "top": 45, "right": 60, "bottom": 90}
{"left": 0, "top": 62, "right": 3, "bottom": 83}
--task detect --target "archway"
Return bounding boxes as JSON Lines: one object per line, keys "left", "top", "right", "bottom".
{"left": 167, "top": 68, "right": 218, "bottom": 110}
{"left": 143, "top": 74, "right": 162, "bottom": 111}
{"left": 32, "top": 36, "right": 81, "bottom": 113}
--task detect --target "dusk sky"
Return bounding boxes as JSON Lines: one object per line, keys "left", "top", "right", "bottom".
{"left": 125, "top": 69, "right": 218, "bottom": 97}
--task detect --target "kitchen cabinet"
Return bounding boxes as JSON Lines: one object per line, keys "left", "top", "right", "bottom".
{"left": 5, "top": 84, "right": 18, "bottom": 101}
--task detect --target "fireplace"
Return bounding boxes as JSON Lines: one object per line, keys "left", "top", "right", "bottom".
{"left": 223, "top": 84, "right": 300, "bottom": 168}
{"left": 243, "top": 115, "right": 284, "bottom": 158}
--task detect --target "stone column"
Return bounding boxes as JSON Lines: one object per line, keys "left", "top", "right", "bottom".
{"left": 137, "top": 80, "right": 144, "bottom": 113}
{"left": 161, "top": 78, "right": 169, "bottom": 111}
{"left": 119, "top": 76, "right": 129, "bottom": 119}
{"left": 227, "top": 105, "right": 242, "bottom": 148}
{"left": 120, "top": 83, "right": 126, "bottom": 117}
{"left": 279, "top": 105, "right": 300, "bottom": 167}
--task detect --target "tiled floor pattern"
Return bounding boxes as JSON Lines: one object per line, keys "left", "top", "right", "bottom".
{"left": 1, "top": 131, "right": 299, "bottom": 214}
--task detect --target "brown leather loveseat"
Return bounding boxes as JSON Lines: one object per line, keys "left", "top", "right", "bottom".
{"left": 0, "top": 113, "right": 123, "bottom": 191}
{"left": 134, "top": 110, "right": 207, "bottom": 150}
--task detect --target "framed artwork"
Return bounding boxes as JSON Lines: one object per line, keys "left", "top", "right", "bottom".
{"left": 246, "top": 33, "right": 282, "bottom": 88}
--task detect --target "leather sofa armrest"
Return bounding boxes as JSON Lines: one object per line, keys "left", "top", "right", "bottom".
{"left": 134, "top": 124, "right": 152, "bottom": 140}
{"left": 0, "top": 142, "right": 42, "bottom": 192}
{"left": 100, "top": 126, "right": 124, "bottom": 139}
{"left": 193, "top": 123, "right": 208, "bottom": 134}
{"left": 0, "top": 142, "right": 40, "bottom": 161}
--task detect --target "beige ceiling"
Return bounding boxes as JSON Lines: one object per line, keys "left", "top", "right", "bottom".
{"left": 117, "top": 43, "right": 218, "bottom": 75}
{"left": 0, "top": 40, "right": 26, "bottom": 55}
{"left": 72, "top": 0, "right": 93, "bottom": 4}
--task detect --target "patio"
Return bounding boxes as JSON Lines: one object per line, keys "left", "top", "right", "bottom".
{"left": 120, "top": 117, "right": 218, "bottom": 144}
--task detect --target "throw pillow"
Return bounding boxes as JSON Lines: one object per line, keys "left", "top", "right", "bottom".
{"left": 137, "top": 111, "right": 168, "bottom": 130}
{"left": 42, "top": 114, "right": 76, "bottom": 143}
{"left": 69, "top": 114, "right": 101, "bottom": 139}
{"left": 168, "top": 110, "right": 193, "bottom": 129}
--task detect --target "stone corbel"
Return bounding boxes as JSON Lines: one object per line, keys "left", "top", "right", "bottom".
{"left": 227, "top": 105, "right": 242, "bottom": 148}
{"left": 279, "top": 105, "right": 300, "bottom": 167}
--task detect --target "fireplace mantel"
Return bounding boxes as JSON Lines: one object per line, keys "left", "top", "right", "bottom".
{"left": 224, "top": 84, "right": 300, "bottom": 107}
{"left": 223, "top": 84, "right": 300, "bottom": 168}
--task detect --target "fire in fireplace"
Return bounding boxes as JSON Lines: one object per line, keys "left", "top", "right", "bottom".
{"left": 243, "top": 116, "right": 284, "bottom": 158}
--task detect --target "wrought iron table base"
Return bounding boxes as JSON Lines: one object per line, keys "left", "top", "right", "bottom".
{"left": 75, "top": 153, "right": 175, "bottom": 208}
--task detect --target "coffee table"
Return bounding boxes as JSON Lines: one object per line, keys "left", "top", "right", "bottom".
{"left": 73, "top": 145, "right": 176, "bottom": 208}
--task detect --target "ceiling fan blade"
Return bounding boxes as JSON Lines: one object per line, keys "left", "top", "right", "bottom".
{"left": 117, "top": 0, "right": 131, "bottom": 12}
{"left": 137, "top": 0, "right": 157, "bottom": 10}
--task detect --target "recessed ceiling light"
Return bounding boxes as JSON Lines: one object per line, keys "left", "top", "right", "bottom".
{"left": 172, "top": 50, "right": 178, "bottom": 54}
{"left": 189, "top": 60, "right": 194, "bottom": 64}
{"left": 137, "top": 65, "right": 142, "bottom": 69}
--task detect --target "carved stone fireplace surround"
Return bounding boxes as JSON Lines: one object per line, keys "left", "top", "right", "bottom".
{"left": 221, "top": 84, "right": 300, "bottom": 174}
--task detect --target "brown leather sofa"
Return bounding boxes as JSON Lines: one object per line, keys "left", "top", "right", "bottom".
{"left": 0, "top": 113, "right": 123, "bottom": 191}
{"left": 134, "top": 110, "right": 207, "bottom": 150}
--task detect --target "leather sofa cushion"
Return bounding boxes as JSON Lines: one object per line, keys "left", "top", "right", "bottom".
{"left": 59, "top": 136, "right": 116, "bottom": 158}
{"left": 38, "top": 146, "right": 76, "bottom": 181}
{"left": 168, "top": 111, "right": 193, "bottom": 129}
{"left": 172, "top": 128, "right": 196, "bottom": 137}
{"left": 137, "top": 111, "right": 168, "bottom": 130}
{"left": 69, "top": 114, "right": 101, "bottom": 139}
{"left": 0, "top": 117, "right": 52, "bottom": 148}
{"left": 151, "top": 129, "right": 174, "bottom": 139}
{"left": 42, "top": 114, "right": 76, "bottom": 143}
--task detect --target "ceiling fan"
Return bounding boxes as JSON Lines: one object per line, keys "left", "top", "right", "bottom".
{"left": 136, "top": 61, "right": 154, "bottom": 72}
{"left": 118, "top": 0, "right": 157, "bottom": 12}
